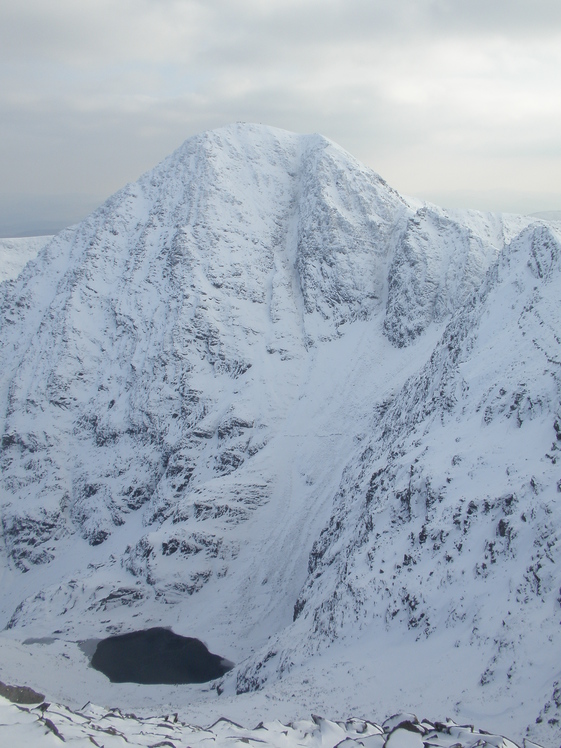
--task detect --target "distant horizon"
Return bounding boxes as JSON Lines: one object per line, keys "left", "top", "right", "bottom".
{"left": 2, "top": 184, "right": 560, "bottom": 239}
{"left": 2, "top": 122, "right": 561, "bottom": 238}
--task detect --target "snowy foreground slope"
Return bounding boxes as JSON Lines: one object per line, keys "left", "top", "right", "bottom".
{"left": 0, "top": 696, "right": 533, "bottom": 748}
{"left": 0, "top": 124, "right": 559, "bottom": 746}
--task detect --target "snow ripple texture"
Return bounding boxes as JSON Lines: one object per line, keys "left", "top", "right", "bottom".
{"left": 0, "top": 124, "right": 559, "bottom": 745}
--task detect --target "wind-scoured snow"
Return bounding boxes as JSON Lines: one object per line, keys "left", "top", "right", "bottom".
{"left": 0, "top": 124, "right": 558, "bottom": 747}
{"left": 0, "top": 695, "right": 532, "bottom": 748}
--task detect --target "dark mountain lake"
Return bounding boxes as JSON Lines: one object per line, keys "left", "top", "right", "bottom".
{"left": 90, "top": 627, "right": 233, "bottom": 684}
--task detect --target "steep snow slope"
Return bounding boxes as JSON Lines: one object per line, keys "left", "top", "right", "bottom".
{"left": 0, "top": 124, "right": 555, "bottom": 744}
{"left": 235, "top": 221, "right": 561, "bottom": 742}
{"left": 0, "top": 235, "right": 52, "bottom": 282}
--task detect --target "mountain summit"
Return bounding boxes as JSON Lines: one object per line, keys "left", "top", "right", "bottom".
{"left": 0, "top": 124, "right": 559, "bottom": 743}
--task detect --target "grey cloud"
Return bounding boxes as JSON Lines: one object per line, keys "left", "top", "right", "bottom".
{"left": 1, "top": 0, "right": 560, "bottom": 234}
{"left": 160, "top": 0, "right": 561, "bottom": 50}
{"left": 3, "top": 0, "right": 561, "bottom": 70}
{"left": 423, "top": 0, "right": 561, "bottom": 36}
{"left": 0, "top": 0, "right": 205, "bottom": 65}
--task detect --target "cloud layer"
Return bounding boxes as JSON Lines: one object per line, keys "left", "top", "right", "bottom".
{"left": 1, "top": 0, "right": 561, "bottom": 233}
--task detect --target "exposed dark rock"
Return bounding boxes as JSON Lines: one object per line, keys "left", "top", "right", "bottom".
{"left": 0, "top": 679, "right": 45, "bottom": 704}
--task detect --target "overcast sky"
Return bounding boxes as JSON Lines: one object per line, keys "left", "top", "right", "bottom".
{"left": 1, "top": 0, "right": 561, "bottom": 236}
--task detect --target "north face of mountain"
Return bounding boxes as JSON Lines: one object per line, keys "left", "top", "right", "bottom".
{"left": 0, "top": 125, "right": 405, "bottom": 559}
{"left": 0, "top": 123, "right": 557, "bottom": 744}
{"left": 234, "top": 220, "right": 561, "bottom": 746}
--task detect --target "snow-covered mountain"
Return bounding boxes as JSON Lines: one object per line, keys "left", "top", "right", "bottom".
{"left": 0, "top": 124, "right": 559, "bottom": 746}
{"left": 0, "top": 235, "right": 52, "bottom": 283}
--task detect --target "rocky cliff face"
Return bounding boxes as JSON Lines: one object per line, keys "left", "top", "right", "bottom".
{"left": 0, "top": 123, "right": 558, "bottom": 744}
